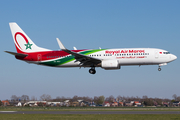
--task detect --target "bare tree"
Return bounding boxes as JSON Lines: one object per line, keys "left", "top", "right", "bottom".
{"left": 72, "top": 95, "right": 78, "bottom": 101}
{"left": 0, "top": 100, "right": 2, "bottom": 106}
{"left": 31, "top": 96, "right": 37, "bottom": 101}
{"left": 117, "top": 95, "right": 123, "bottom": 102}
{"left": 11, "top": 95, "right": 18, "bottom": 102}
{"left": 82, "top": 96, "right": 92, "bottom": 102}
{"left": 54, "top": 96, "right": 61, "bottom": 102}
{"left": 52, "top": 96, "right": 66, "bottom": 102}
{"left": 142, "top": 95, "right": 148, "bottom": 100}
{"left": 105, "top": 95, "right": 115, "bottom": 102}
{"left": 21, "top": 95, "right": 29, "bottom": 102}
{"left": 177, "top": 96, "right": 180, "bottom": 101}
{"left": 40, "top": 94, "right": 51, "bottom": 101}
{"left": 135, "top": 96, "right": 141, "bottom": 102}
{"left": 172, "top": 94, "right": 177, "bottom": 101}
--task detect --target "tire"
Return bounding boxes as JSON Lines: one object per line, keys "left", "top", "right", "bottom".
{"left": 89, "top": 69, "right": 96, "bottom": 74}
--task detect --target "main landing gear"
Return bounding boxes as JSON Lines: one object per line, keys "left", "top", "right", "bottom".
{"left": 89, "top": 67, "right": 96, "bottom": 74}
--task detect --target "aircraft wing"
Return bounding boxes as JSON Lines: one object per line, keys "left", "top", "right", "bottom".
{"left": 56, "top": 38, "right": 101, "bottom": 66}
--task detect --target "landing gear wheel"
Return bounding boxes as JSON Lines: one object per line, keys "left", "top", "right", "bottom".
{"left": 158, "top": 68, "right": 161, "bottom": 71}
{"left": 89, "top": 69, "right": 96, "bottom": 74}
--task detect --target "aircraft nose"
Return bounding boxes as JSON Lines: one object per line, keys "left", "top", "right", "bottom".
{"left": 171, "top": 54, "right": 177, "bottom": 61}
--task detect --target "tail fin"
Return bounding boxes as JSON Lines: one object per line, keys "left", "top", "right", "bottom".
{"left": 9, "top": 22, "right": 50, "bottom": 53}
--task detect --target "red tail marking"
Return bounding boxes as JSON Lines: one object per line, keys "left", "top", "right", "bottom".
{"left": 14, "top": 32, "right": 29, "bottom": 50}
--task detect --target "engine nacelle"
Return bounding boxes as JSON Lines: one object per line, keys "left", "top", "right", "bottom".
{"left": 101, "top": 60, "right": 120, "bottom": 70}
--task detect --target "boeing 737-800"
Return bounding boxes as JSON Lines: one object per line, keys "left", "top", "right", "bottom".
{"left": 5, "top": 23, "right": 177, "bottom": 74}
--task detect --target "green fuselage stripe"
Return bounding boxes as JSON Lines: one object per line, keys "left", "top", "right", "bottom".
{"left": 40, "top": 49, "right": 106, "bottom": 66}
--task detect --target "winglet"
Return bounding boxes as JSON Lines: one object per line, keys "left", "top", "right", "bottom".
{"left": 73, "top": 47, "right": 77, "bottom": 50}
{"left": 56, "top": 38, "right": 66, "bottom": 50}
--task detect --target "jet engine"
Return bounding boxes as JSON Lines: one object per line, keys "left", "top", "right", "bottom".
{"left": 101, "top": 60, "right": 120, "bottom": 70}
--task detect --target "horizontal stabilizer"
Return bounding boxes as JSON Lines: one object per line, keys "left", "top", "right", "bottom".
{"left": 5, "top": 51, "right": 28, "bottom": 57}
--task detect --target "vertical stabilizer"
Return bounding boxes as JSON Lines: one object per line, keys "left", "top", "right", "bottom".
{"left": 9, "top": 22, "right": 50, "bottom": 53}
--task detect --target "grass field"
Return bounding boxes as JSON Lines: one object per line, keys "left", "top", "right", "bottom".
{"left": 1, "top": 114, "right": 180, "bottom": 120}
{"left": 1, "top": 107, "right": 180, "bottom": 120}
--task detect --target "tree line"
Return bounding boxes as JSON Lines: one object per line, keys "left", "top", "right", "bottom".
{"left": 3, "top": 94, "right": 179, "bottom": 106}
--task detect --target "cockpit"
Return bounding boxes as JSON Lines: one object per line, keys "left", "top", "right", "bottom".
{"left": 163, "top": 52, "right": 170, "bottom": 54}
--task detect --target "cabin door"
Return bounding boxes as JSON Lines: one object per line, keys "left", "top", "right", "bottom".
{"left": 155, "top": 50, "right": 159, "bottom": 59}
{"left": 37, "top": 54, "right": 42, "bottom": 61}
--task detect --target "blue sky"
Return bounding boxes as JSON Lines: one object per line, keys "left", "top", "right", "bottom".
{"left": 0, "top": 0, "right": 179, "bottom": 100}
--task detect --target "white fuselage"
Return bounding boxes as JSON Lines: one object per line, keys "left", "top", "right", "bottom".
{"left": 57, "top": 48, "right": 177, "bottom": 68}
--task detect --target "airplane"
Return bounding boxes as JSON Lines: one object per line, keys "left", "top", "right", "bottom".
{"left": 5, "top": 22, "right": 177, "bottom": 74}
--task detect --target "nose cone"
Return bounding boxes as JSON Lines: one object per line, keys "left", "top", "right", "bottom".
{"left": 171, "top": 54, "right": 177, "bottom": 61}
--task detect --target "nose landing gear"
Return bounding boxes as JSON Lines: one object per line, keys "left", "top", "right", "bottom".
{"left": 158, "top": 67, "right": 161, "bottom": 71}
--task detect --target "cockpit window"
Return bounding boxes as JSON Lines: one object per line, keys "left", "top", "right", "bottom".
{"left": 163, "top": 52, "right": 170, "bottom": 54}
